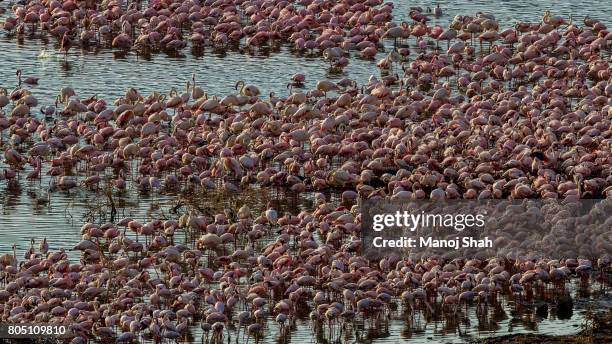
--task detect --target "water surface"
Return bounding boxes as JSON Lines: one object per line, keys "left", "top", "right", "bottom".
{"left": 0, "top": 0, "right": 610, "bottom": 342}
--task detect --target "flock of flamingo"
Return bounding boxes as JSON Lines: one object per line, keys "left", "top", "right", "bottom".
{"left": 0, "top": 0, "right": 611, "bottom": 343}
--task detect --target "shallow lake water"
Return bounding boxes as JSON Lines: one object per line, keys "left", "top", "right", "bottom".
{"left": 0, "top": 0, "right": 610, "bottom": 343}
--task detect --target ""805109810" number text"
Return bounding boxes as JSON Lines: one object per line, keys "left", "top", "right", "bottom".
{"left": 0, "top": 324, "right": 70, "bottom": 338}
